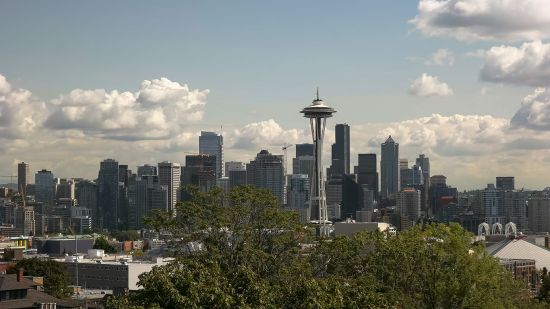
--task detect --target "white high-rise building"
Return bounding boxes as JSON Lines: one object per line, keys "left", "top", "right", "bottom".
{"left": 199, "top": 131, "right": 224, "bottom": 178}
{"left": 158, "top": 162, "right": 181, "bottom": 212}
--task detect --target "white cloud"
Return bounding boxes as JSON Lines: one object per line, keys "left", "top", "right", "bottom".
{"left": 480, "top": 41, "right": 550, "bottom": 87}
{"left": 0, "top": 74, "right": 46, "bottom": 140}
{"left": 411, "top": 0, "right": 550, "bottom": 42}
{"left": 5, "top": 72, "right": 550, "bottom": 190}
{"left": 229, "top": 119, "right": 308, "bottom": 150}
{"left": 44, "top": 78, "right": 209, "bottom": 140}
{"left": 511, "top": 88, "right": 550, "bottom": 130}
{"left": 425, "top": 49, "right": 454, "bottom": 66}
{"left": 409, "top": 73, "right": 454, "bottom": 97}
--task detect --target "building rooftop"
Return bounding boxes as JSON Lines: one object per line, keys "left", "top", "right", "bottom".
{"left": 0, "top": 274, "right": 36, "bottom": 292}
{"left": 486, "top": 237, "right": 550, "bottom": 270}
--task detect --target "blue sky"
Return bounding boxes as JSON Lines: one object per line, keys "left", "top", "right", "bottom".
{"left": 1, "top": 1, "right": 550, "bottom": 189}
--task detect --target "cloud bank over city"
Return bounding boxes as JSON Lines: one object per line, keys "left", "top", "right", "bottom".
{"left": 1, "top": 70, "right": 550, "bottom": 189}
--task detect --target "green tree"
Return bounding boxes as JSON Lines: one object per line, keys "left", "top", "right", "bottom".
{"left": 8, "top": 258, "right": 71, "bottom": 299}
{"left": 108, "top": 186, "right": 540, "bottom": 308}
{"left": 111, "top": 230, "right": 140, "bottom": 241}
{"left": 93, "top": 236, "right": 118, "bottom": 253}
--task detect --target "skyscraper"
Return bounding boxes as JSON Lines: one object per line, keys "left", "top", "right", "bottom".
{"left": 158, "top": 161, "right": 181, "bottom": 212}
{"left": 341, "top": 174, "right": 359, "bottom": 219}
{"left": 246, "top": 150, "right": 285, "bottom": 203}
{"left": 227, "top": 162, "right": 247, "bottom": 189}
{"left": 330, "top": 124, "right": 350, "bottom": 176}
{"left": 75, "top": 180, "right": 98, "bottom": 228}
{"left": 287, "top": 174, "right": 310, "bottom": 222}
{"left": 396, "top": 188, "right": 421, "bottom": 225}
{"left": 55, "top": 178, "right": 75, "bottom": 200}
{"left": 137, "top": 164, "right": 157, "bottom": 177}
{"left": 496, "top": 177, "right": 515, "bottom": 191}
{"left": 295, "top": 143, "right": 314, "bottom": 158}
{"left": 415, "top": 154, "right": 430, "bottom": 187}
{"left": 133, "top": 175, "right": 168, "bottom": 229}
{"left": 182, "top": 155, "right": 216, "bottom": 192}
{"left": 380, "top": 136, "right": 399, "bottom": 198}
{"left": 35, "top": 169, "right": 55, "bottom": 207}
{"left": 97, "top": 159, "right": 119, "bottom": 230}
{"left": 399, "top": 159, "right": 410, "bottom": 189}
{"left": 199, "top": 131, "right": 224, "bottom": 178}
{"left": 225, "top": 161, "right": 245, "bottom": 176}
{"left": 17, "top": 162, "right": 29, "bottom": 196}
{"left": 356, "top": 153, "right": 379, "bottom": 202}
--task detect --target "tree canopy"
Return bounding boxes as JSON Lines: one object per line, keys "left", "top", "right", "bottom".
{"left": 107, "top": 185, "right": 541, "bottom": 308}
{"left": 93, "top": 236, "right": 118, "bottom": 254}
{"left": 9, "top": 258, "right": 71, "bottom": 299}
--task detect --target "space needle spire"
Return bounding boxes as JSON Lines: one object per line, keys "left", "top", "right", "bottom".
{"left": 300, "top": 89, "right": 336, "bottom": 235}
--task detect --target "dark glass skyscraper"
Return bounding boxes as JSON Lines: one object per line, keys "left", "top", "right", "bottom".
{"left": 496, "top": 177, "right": 515, "bottom": 191}
{"left": 295, "top": 143, "right": 314, "bottom": 158}
{"left": 182, "top": 154, "right": 217, "bottom": 192}
{"left": 18, "top": 162, "right": 29, "bottom": 196}
{"left": 97, "top": 159, "right": 119, "bottom": 230}
{"left": 356, "top": 153, "right": 379, "bottom": 201}
{"left": 381, "top": 136, "right": 399, "bottom": 199}
{"left": 330, "top": 124, "right": 350, "bottom": 176}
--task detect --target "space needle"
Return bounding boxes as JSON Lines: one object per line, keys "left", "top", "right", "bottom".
{"left": 300, "top": 89, "right": 335, "bottom": 235}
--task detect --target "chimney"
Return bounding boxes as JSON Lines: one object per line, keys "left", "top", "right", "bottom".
{"left": 17, "top": 268, "right": 24, "bottom": 282}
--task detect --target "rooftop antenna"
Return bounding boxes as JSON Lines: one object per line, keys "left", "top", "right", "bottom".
{"left": 316, "top": 87, "right": 319, "bottom": 100}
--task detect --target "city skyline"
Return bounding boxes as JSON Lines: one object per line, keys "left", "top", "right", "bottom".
{"left": 2, "top": 1, "right": 550, "bottom": 189}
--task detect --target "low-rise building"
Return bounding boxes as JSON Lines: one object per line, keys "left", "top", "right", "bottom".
{"left": 63, "top": 256, "right": 173, "bottom": 295}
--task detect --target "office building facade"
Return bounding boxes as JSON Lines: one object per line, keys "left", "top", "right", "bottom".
{"left": 246, "top": 150, "right": 285, "bottom": 203}
{"left": 381, "top": 136, "right": 399, "bottom": 198}
{"left": 199, "top": 131, "right": 224, "bottom": 178}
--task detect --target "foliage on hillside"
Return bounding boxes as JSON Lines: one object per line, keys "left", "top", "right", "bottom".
{"left": 107, "top": 186, "right": 542, "bottom": 308}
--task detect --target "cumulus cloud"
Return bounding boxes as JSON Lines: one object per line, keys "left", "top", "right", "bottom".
{"left": 230, "top": 119, "right": 308, "bottom": 150}
{"left": 409, "top": 73, "right": 454, "bottom": 97}
{"left": 44, "top": 78, "right": 209, "bottom": 140}
{"left": 0, "top": 74, "right": 46, "bottom": 140}
{"left": 362, "top": 114, "right": 510, "bottom": 156}
{"left": 480, "top": 41, "right": 550, "bottom": 87}
{"left": 425, "top": 49, "right": 455, "bottom": 66}
{"left": 411, "top": 0, "right": 550, "bottom": 41}
{"left": 511, "top": 88, "right": 550, "bottom": 130}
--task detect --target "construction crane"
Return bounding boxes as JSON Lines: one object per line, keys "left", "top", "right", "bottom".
{"left": 0, "top": 175, "right": 17, "bottom": 184}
